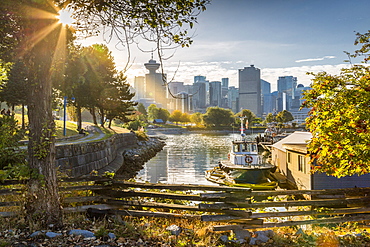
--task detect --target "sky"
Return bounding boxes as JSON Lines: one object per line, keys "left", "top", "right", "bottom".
{"left": 78, "top": 0, "right": 370, "bottom": 91}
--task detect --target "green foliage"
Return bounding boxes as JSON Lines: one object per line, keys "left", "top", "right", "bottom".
{"left": 158, "top": 108, "right": 170, "bottom": 124}
{"left": 135, "top": 130, "right": 149, "bottom": 141}
{"left": 147, "top": 104, "right": 159, "bottom": 122}
{"left": 169, "top": 109, "right": 182, "bottom": 124}
{"left": 57, "top": 0, "right": 210, "bottom": 50}
{"left": 0, "top": 116, "right": 26, "bottom": 170}
{"left": 265, "top": 112, "right": 276, "bottom": 123}
{"left": 277, "top": 110, "right": 294, "bottom": 124}
{"left": 124, "top": 118, "right": 146, "bottom": 131}
{"left": 137, "top": 103, "right": 147, "bottom": 116}
{"left": 302, "top": 65, "right": 370, "bottom": 177}
{"left": 147, "top": 104, "right": 169, "bottom": 123}
{"left": 202, "top": 107, "right": 235, "bottom": 127}
{"left": 190, "top": 112, "right": 203, "bottom": 126}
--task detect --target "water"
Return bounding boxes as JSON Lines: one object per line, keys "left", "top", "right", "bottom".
{"left": 135, "top": 132, "right": 257, "bottom": 185}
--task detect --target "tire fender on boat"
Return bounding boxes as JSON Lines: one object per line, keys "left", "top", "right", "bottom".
{"left": 245, "top": 155, "right": 253, "bottom": 163}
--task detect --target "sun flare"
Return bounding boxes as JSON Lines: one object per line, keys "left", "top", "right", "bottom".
{"left": 57, "top": 9, "right": 74, "bottom": 25}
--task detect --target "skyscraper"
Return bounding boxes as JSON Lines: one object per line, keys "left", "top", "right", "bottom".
{"left": 227, "top": 86, "right": 239, "bottom": 113}
{"left": 133, "top": 76, "right": 145, "bottom": 101}
{"left": 144, "top": 56, "right": 167, "bottom": 108}
{"left": 209, "top": 81, "right": 222, "bottom": 107}
{"left": 238, "top": 65, "right": 262, "bottom": 117}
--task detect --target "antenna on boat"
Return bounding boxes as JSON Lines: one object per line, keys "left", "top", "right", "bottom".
{"left": 238, "top": 116, "right": 247, "bottom": 139}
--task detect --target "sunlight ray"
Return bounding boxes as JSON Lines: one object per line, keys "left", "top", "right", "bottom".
{"left": 51, "top": 25, "right": 67, "bottom": 77}
{"left": 24, "top": 6, "right": 57, "bottom": 20}
{"left": 19, "top": 21, "right": 61, "bottom": 58}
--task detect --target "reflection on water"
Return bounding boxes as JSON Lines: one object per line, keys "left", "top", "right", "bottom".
{"left": 135, "top": 132, "right": 257, "bottom": 185}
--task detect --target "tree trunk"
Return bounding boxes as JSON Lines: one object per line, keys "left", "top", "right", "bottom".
{"left": 108, "top": 119, "right": 112, "bottom": 128}
{"left": 21, "top": 104, "right": 25, "bottom": 129}
{"left": 89, "top": 107, "right": 97, "bottom": 125}
{"left": 76, "top": 104, "right": 82, "bottom": 131}
{"left": 24, "top": 20, "right": 63, "bottom": 228}
{"left": 26, "top": 71, "right": 62, "bottom": 228}
{"left": 100, "top": 108, "right": 105, "bottom": 128}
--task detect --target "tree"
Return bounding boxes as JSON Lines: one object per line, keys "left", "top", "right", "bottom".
{"left": 158, "top": 108, "right": 170, "bottom": 124}
{"left": 181, "top": 112, "right": 191, "bottom": 124}
{"left": 1, "top": 0, "right": 71, "bottom": 227}
{"left": 137, "top": 103, "right": 147, "bottom": 116}
{"left": 202, "top": 107, "right": 235, "bottom": 127}
{"left": 276, "top": 110, "right": 294, "bottom": 125}
{"left": 302, "top": 30, "right": 370, "bottom": 178}
{"left": 104, "top": 71, "right": 136, "bottom": 128}
{"left": 0, "top": 60, "right": 29, "bottom": 129}
{"left": 1, "top": 0, "right": 209, "bottom": 228}
{"left": 265, "top": 113, "right": 276, "bottom": 124}
{"left": 56, "top": 0, "right": 210, "bottom": 56}
{"left": 302, "top": 65, "right": 370, "bottom": 177}
{"left": 169, "top": 110, "right": 183, "bottom": 124}
{"left": 0, "top": 116, "right": 26, "bottom": 171}
{"left": 147, "top": 104, "right": 159, "bottom": 122}
{"left": 190, "top": 112, "right": 203, "bottom": 126}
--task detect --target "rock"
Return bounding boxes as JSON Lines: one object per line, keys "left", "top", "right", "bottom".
{"left": 29, "top": 231, "right": 43, "bottom": 238}
{"left": 46, "top": 231, "right": 62, "bottom": 238}
{"left": 233, "top": 229, "right": 252, "bottom": 241}
{"left": 249, "top": 237, "right": 257, "bottom": 245}
{"left": 166, "top": 224, "right": 182, "bottom": 236}
{"left": 69, "top": 229, "right": 95, "bottom": 238}
{"left": 254, "top": 230, "right": 272, "bottom": 243}
{"left": 108, "top": 232, "right": 116, "bottom": 239}
{"left": 220, "top": 235, "right": 229, "bottom": 243}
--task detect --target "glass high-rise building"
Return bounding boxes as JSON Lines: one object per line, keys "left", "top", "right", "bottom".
{"left": 238, "top": 65, "right": 262, "bottom": 117}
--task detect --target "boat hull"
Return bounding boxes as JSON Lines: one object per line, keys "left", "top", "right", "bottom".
{"left": 205, "top": 165, "right": 277, "bottom": 190}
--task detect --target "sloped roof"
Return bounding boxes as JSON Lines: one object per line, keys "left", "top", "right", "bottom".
{"left": 271, "top": 131, "right": 312, "bottom": 151}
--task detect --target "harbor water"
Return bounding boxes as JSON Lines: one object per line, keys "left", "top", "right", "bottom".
{"left": 135, "top": 132, "right": 258, "bottom": 185}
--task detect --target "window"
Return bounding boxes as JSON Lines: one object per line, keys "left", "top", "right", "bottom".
{"left": 298, "top": 155, "right": 306, "bottom": 173}
{"left": 287, "top": 152, "right": 291, "bottom": 163}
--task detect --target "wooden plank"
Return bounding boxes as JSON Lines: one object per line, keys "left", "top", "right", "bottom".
{"left": 201, "top": 214, "right": 256, "bottom": 222}
{"left": 59, "top": 185, "right": 107, "bottom": 191}
{"left": 250, "top": 207, "right": 370, "bottom": 219}
{"left": 105, "top": 180, "right": 252, "bottom": 192}
{"left": 62, "top": 196, "right": 106, "bottom": 204}
{"left": 213, "top": 214, "right": 370, "bottom": 230}
{"left": 106, "top": 199, "right": 199, "bottom": 211}
{"left": 63, "top": 204, "right": 118, "bottom": 213}
{"left": 94, "top": 189, "right": 250, "bottom": 202}
{"left": 200, "top": 192, "right": 250, "bottom": 200}
{"left": 111, "top": 209, "right": 201, "bottom": 219}
{"left": 106, "top": 199, "right": 252, "bottom": 216}
{"left": 250, "top": 187, "right": 370, "bottom": 197}
{"left": 199, "top": 196, "right": 370, "bottom": 209}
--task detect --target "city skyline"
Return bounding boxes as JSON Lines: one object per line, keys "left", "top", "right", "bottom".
{"left": 79, "top": 0, "right": 370, "bottom": 91}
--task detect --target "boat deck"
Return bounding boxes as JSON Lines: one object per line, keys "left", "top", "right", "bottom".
{"left": 220, "top": 159, "right": 275, "bottom": 170}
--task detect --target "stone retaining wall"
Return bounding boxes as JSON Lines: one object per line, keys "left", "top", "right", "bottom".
{"left": 56, "top": 133, "right": 138, "bottom": 177}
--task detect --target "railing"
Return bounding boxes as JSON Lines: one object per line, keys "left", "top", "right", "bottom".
{"left": 1, "top": 176, "right": 370, "bottom": 230}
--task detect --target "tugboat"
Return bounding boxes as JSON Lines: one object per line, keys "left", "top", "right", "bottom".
{"left": 205, "top": 117, "right": 277, "bottom": 190}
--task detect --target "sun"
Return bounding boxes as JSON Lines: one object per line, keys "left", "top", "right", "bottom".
{"left": 57, "top": 9, "right": 74, "bottom": 25}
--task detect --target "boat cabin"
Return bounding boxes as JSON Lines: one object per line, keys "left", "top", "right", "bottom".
{"left": 229, "top": 141, "right": 263, "bottom": 166}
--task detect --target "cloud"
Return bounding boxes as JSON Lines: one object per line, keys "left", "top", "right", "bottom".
{"left": 295, "top": 56, "right": 336, "bottom": 63}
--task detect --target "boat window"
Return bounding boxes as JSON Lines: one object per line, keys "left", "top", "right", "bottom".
{"left": 242, "top": 144, "right": 250, "bottom": 152}
{"left": 233, "top": 144, "right": 240, "bottom": 152}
